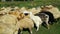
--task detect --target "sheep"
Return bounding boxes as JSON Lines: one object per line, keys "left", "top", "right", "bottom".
{"left": 39, "top": 10, "right": 55, "bottom": 25}
{"left": 0, "top": 7, "right": 6, "bottom": 10}
{"left": 35, "top": 12, "right": 50, "bottom": 29}
{"left": 0, "top": 11, "right": 26, "bottom": 34}
{"left": 8, "top": 10, "right": 35, "bottom": 34}
{"left": 8, "top": 10, "right": 34, "bottom": 34}
{"left": 0, "top": 7, "right": 13, "bottom": 15}
{"left": 14, "top": 6, "right": 19, "bottom": 10}
{"left": 23, "top": 11, "right": 42, "bottom": 31}
{"left": 48, "top": 5, "right": 60, "bottom": 19}
{"left": 17, "top": 16, "right": 34, "bottom": 34}
{"left": 0, "top": 14, "right": 19, "bottom": 34}
{"left": 13, "top": 6, "right": 20, "bottom": 12}
{"left": 41, "top": 5, "right": 60, "bottom": 19}
{"left": 28, "top": 7, "right": 41, "bottom": 15}
{"left": 20, "top": 7, "right": 27, "bottom": 12}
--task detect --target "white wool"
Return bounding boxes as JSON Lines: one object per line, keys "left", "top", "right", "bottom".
{"left": 1, "top": 7, "right": 6, "bottom": 10}
{"left": 23, "top": 11, "right": 42, "bottom": 31}
{"left": 41, "top": 5, "right": 60, "bottom": 19}
{"left": 14, "top": 6, "right": 19, "bottom": 9}
{"left": 45, "top": 5, "right": 53, "bottom": 8}
{"left": 48, "top": 7, "right": 60, "bottom": 19}
{"left": 30, "top": 12, "right": 42, "bottom": 31}
{"left": 0, "top": 7, "right": 12, "bottom": 14}
{"left": 20, "top": 7, "right": 27, "bottom": 12}
{"left": 29, "top": 12, "right": 42, "bottom": 25}
{"left": 0, "top": 14, "right": 18, "bottom": 34}
{"left": 23, "top": 10, "right": 29, "bottom": 13}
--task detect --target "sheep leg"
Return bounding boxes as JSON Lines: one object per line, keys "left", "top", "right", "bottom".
{"left": 29, "top": 28, "right": 32, "bottom": 34}
{"left": 13, "top": 30, "right": 18, "bottom": 34}
{"left": 36, "top": 24, "right": 39, "bottom": 31}
{"left": 45, "top": 21, "right": 49, "bottom": 29}
{"left": 19, "top": 30, "right": 22, "bottom": 34}
{"left": 14, "top": 31, "right": 18, "bottom": 34}
{"left": 19, "top": 28, "right": 23, "bottom": 34}
{"left": 20, "top": 29, "right": 23, "bottom": 34}
{"left": 20, "top": 31, "right": 22, "bottom": 34}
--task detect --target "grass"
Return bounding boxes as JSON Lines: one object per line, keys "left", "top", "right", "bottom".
{"left": 0, "top": 0, "right": 60, "bottom": 8}
{"left": 0, "top": 0, "right": 60, "bottom": 34}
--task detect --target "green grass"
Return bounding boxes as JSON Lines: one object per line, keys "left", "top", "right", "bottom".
{"left": 0, "top": 0, "right": 60, "bottom": 34}
{"left": 0, "top": 0, "right": 60, "bottom": 8}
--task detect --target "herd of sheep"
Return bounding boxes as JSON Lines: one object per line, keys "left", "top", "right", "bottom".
{"left": 0, "top": 5, "right": 60, "bottom": 34}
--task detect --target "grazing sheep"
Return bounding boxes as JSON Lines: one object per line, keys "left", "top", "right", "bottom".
{"left": 48, "top": 6, "right": 60, "bottom": 19}
{"left": 0, "top": 7, "right": 6, "bottom": 10}
{"left": 28, "top": 8, "right": 37, "bottom": 14}
{"left": 35, "top": 12, "right": 49, "bottom": 29}
{"left": 8, "top": 10, "right": 34, "bottom": 34}
{"left": 0, "top": 11, "right": 25, "bottom": 34}
{"left": 8, "top": 11, "right": 20, "bottom": 17}
{"left": 40, "top": 11, "right": 55, "bottom": 25}
{"left": 9, "top": 11, "right": 25, "bottom": 20}
{"left": 13, "top": 6, "right": 20, "bottom": 12}
{"left": 0, "top": 14, "right": 18, "bottom": 34}
{"left": 0, "top": 7, "right": 13, "bottom": 14}
{"left": 23, "top": 11, "right": 42, "bottom": 31}
{"left": 41, "top": 5, "right": 60, "bottom": 19}
{"left": 17, "top": 17, "right": 34, "bottom": 34}
{"left": 28, "top": 8, "right": 39, "bottom": 14}
{"left": 20, "top": 7, "right": 27, "bottom": 12}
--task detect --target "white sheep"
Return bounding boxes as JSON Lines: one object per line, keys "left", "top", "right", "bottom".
{"left": 23, "top": 11, "right": 42, "bottom": 31}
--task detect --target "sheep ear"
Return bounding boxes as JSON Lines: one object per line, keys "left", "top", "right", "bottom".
{"left": 18, "top": 13, "right": 24, "bottom": 20}
{"left": 21, "top": 13, "right": 25, "bottom": 18}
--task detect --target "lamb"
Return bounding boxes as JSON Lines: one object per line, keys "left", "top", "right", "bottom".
{"left": 23, "top": 11, "right": 42, "bottom": 31}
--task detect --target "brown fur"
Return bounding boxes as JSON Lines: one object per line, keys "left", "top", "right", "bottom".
{"left": 17, "top": 17, "right": 34, "bottom": 34}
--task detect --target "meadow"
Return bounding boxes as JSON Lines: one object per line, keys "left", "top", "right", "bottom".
{"left": 0, "top": 0, "right": 60, "bottom": 34}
